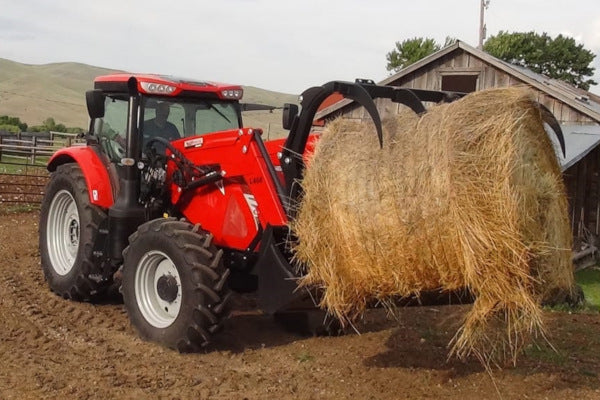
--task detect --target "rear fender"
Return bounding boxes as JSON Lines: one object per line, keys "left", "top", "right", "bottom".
{"left": 47, "top": 146, "right": 114, "bottom": 208}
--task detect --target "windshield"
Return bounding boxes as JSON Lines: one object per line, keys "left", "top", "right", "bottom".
{"left": 94, "top": 95, "right": 243, "bottom": 161}
{"left": 141, "top": 97, "right": 241, "bottom": 141}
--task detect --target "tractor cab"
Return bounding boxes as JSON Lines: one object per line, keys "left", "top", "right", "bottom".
{"left": 87, "top": 74, "right": 244, "bottom": 163}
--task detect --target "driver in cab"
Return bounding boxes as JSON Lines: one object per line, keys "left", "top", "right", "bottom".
{"left": 143, "top": 102, "right": 180, "bottom": 154}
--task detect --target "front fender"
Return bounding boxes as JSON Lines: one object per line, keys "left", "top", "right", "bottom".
{"left": 48, "top": 146, "right": 114, "bottom": 208}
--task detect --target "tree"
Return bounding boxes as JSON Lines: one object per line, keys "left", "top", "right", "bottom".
{"left": 386, "top": 37, "right": 456, "bottom": 73}
{"left": 28, "top": 117, "right": 83, "bottom": 133}
{"left": 484, "top": 31, "right": 597, "bottom": 90}
{"left": 0, "top": 115, "right": 27, "bottom": 132}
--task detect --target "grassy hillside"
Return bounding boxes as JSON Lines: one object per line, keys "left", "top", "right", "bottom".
{"left": 0, "top": 58, "right": 297, "bottom": 136}
{"left": 240, "top": 86, "right": 298, "bottom": 139}
{"left": 0, "top": 58, "right": 118, "bottom": 128}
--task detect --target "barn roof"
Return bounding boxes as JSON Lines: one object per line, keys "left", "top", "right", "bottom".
{"left": 316, "top": 40, "right": 600, "bottom": 124}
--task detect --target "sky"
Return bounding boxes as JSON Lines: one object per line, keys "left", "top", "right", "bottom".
{"left": 1, "top": 0, "right": 600, "bottom": 94}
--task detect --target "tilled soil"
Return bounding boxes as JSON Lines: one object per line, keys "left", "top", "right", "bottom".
{"left": 0, "top": 211, "right": 599, "bottom": 399}
{"left": 0, "top": 173, "right": 47, "bottom": 203}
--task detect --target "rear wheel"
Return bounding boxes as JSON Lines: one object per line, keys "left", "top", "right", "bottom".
{"left": 39, "top": 163, "right": 109, "bottom": 300}
{"left": 122, "top": 218, "right": 231, "bottom": 351}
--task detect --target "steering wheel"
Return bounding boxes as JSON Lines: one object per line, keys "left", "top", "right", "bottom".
{"left": 143, "top": 141, "right": 168, "bottom": 169}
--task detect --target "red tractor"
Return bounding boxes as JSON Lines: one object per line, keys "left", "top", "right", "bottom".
{"left": 39, "top": 74, "right": 565, "bottom": 351}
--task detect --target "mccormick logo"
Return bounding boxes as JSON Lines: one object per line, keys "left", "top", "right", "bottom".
{"left": 183, "top": 138, "right": 204, "bottom": 148}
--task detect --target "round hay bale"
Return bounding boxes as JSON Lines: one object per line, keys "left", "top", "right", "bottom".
{"left": 291, "top": 87, "right": 574, "bottom": 365}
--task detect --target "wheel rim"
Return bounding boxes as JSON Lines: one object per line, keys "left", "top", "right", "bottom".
{"left": 46, "top": 189, "right": 80, "bottom": 276}
{"left": 135, "top": 251, "right": 182, "bottom": 328}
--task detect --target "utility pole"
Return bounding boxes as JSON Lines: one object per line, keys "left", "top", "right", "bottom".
{"left": 478, "top": 0, "right": 490, "bottom": 49}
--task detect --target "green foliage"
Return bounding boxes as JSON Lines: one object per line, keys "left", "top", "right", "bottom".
{"left": 386, "top": 37, "right": 439, "bottom": 72}
{"left": 29, "top": 117, "right": 84, "bottom": 133}
{"left": 0, "top": 124, "right": 20, "bottom": 133}
{"left": 576, "top": 267, "right": 600, "bottom": 309}
{"left": 0, "top": 115, "right": 27, "bottom": 132}
{"left": 65, "top": 126, "right": 85, "bottom": 134}
{"left": 484, "top": 31, "right": 597, "bottom": 90}
{"left": 386, "top": 37, "right": 456, "bottom": 73}
{"left": 0, "top": 203, "right": 40, "bottom": 216}
{"left": 524, "top": 343, "right": 567, "bottom": 366}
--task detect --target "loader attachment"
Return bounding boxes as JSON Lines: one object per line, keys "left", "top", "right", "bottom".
{"left": 256, "top": 226, "right": 302, "bottom": 314}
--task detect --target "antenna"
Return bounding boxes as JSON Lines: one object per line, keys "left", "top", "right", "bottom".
{"left": 478, "top": 0, "right": 490, "bottom": 49}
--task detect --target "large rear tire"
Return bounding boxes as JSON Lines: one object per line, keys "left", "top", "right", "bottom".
{"left": 39, "top": 163, "right": 110, "bottom": 300}
{"left": 122, "top": 218, "right": 231, "bottom": 352}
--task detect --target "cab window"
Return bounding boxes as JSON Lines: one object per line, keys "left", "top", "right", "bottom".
{"left": 94, "top": 96, "right": 128, "bottom": 162}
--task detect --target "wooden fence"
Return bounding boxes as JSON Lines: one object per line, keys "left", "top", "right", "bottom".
{"left": 0, "top": 131, "right": 84, "bottom": 165}
{"left": 0, "top": 132, "right": 84, "bottom": 205}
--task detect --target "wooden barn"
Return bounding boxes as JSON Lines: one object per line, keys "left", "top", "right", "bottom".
{"left": 316, "top": 40, "right": 600, "bottom": 247}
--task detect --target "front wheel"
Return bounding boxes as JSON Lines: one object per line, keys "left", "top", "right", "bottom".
{"left": 39, "top": 163, "right": 109, "bottom": 300}
{"left": 122, "top": 218, "right": 231, "bottom": 352}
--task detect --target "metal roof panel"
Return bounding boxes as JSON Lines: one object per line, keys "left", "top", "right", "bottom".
{"left": 557, "top": 123, "right": 600, "bottom": 171}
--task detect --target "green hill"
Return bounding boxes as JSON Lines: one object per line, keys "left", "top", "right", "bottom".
{"left": 0, "top": 58, "right": 297, "bottom": 137}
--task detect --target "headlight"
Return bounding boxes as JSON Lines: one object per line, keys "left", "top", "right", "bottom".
{"left": 140, "top": 81, "right": 176, "bottom": 95}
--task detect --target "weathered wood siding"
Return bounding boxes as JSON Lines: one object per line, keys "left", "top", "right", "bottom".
{"left": 564, "top": 146, "right": 600, "bottom": 242}
{"left": 337, "top": 49, "right": 595, "bottom": 124}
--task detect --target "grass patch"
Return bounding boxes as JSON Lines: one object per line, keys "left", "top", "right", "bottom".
{"left": 0, "top": 160, "right": 27, "bottom": 174}
{"left": 576, "top": 267, "right": 600, "bottom": 310}
{"left": 523, "top": 343, "right": 567, "bottom": 366}
{"left": 295, "top": 351, "right": 314, "bottom": 363}
{"left": 0, "top": 156, "right": 48, "bottom": 174}
{"left": 0, "top": 203, "right": 40, "bottom": 215}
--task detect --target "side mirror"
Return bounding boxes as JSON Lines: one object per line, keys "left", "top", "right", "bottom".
{"left": 282, "top": 103, "right": 299, "bottom": 130}
{"left": 86, "top": 89, "right": 105, "bottom": 119}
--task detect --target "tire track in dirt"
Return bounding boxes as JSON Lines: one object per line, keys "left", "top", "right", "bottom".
{"left": 0, "top": 273, "right": 125, "bottom": 353}
{"left": 0, "top": 212, "right": 146, "bottom": 398}
{"left": 0, "top": 212, "right": 131, "bottom": 348}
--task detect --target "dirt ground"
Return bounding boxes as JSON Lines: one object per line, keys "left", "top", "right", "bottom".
{"left": 0, "top": 173, "right": 47, "bottom": 203}
{"left": 0, "top": 211, "right": 599, "bottom": 400}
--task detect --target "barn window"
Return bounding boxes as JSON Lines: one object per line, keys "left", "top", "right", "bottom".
{"left": 441, "top": 74, "right": 478, "bottom": 93}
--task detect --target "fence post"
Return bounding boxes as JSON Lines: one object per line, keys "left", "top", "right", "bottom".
{"left": 0, "top": 136, "right": 3, "bottom": 162}
{"left": 31, "top": 136, "right": 37, "bottom": 164}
